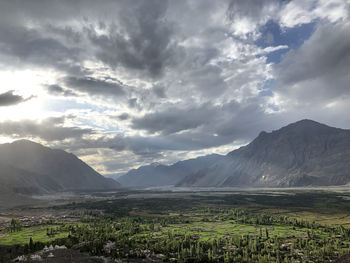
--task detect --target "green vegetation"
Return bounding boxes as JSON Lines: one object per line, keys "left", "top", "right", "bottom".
{"left": 0, "top": 224, "right": 70, "bottom": 246}
{"left": 9, "top": 218, "right": 21, "bottom": 233}
{"left": 1, "top": 189, "right": 350, "bottom": 262}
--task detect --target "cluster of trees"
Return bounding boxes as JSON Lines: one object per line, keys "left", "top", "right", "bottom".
{"left": 8, "top": 219, "right": 22, "bottom": 233}
{"left": 202, "top": 208, "right": 321, "bottom": 229}
{"left": 21, "top": 208, "right": 350, "bottom": 262}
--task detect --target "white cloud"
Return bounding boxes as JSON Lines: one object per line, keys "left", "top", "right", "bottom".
{"left": 279, "top": 0, "right": 349, "bottom": 28}
{"left": 261, "top": 45, "right": 289, "bottom": 54}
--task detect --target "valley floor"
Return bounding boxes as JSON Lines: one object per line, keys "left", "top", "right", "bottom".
{"left": 1, "top": 188, "right": 350, "bottom": 262}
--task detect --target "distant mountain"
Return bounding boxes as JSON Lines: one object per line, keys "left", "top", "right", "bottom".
{"left": 117, "top": 154, "right": 223, "bottom": 187}
{"left": 0, "top": 140, "right": 120, "bottom": 195}
{"left": 177, "top": 120, "right": 350, "bottom": 187}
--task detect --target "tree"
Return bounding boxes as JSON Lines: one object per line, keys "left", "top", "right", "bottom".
{"left": 10, "top": 218, "right": 22, "bottom": 232}
{"left": 29, "top": 237, "right": 34, "bottom": 252}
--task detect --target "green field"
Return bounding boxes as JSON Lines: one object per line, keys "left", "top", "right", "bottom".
{"left": 0, "top": 224, "right": 70, "bottom": 246}
{"left": 161, "top": 221, "right": 309, "bottom": 240}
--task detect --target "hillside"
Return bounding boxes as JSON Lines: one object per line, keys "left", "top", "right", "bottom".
{"left": 177, "top": 120, "right": 350, "bottom": 187}
{"left": 0, "top": 140, "right": 120, "bottom": 196}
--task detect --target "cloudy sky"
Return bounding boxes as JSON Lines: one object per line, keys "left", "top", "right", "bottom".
{"left": 0, "top": 0, "right": 349, "bottom": 176}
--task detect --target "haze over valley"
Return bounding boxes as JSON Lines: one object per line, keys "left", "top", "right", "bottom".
{"left": 119, "top": 119, "right": 350, "bottom": 188}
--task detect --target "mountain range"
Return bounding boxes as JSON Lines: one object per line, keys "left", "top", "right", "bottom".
{"left": 1, "top": 119, "right": 349, "bottom": 197}
{"left": 118, "top": 120, "right": 350, "bottom": 188}
{"left": 117, "top": 154, "right": 222, "bottom": 187}
{"left": 0, "top": 140, "right": 120, "bottom": 197}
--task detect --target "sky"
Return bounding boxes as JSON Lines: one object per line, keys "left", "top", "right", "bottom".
{"left": 0, "top": 0, "right": 349, "bottom": 177}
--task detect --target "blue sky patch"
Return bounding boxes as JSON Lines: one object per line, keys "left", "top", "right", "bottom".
{"left": 256, "top": 20, "right": 316, "bottom": 63}
{"left": 258, "top": 79, "right": 275, "bottom": 97}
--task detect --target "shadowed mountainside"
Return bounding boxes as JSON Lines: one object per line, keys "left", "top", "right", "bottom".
{"left": 177, "top": 120, "right": 350, "bottom": 187}
{"left": 0, "top": 140, "right": 120, "bottom": 196}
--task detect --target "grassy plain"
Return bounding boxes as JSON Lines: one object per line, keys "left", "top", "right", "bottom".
{"left": 0, "top": 224, "right": 68, "bottom": 245}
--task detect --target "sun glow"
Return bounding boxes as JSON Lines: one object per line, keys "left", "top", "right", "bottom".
{"left": 0, "top": 70, "right": 58, "bottom": 121}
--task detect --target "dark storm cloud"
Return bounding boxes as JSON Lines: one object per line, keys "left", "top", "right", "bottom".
{"left": 87, "top": 0, "right": 181, "bottom": 77}
{"left": 119, "top": 133, "right": 228, "bottom": 153}
{"left": 131, "top": 99, "right": 279, "bottom": 144}
{"left": 117, "top": 113, "right": 130, "bottom": 121}
{"left": 131, "top": 104, "right": 217, "bottom": 135}
{"left": 58, "top": 103, "right": 286, "bottom": 161}
{"left": 214, "top": 99, "right": 275, "bottom": 137}
{"left": 46, "top": 85, "right": 77, "bottom": 97}
{"left": 187, "top": 64, "right": 227, "bottom": 98}
{"left": 152, "top": 85, "right": 167, "bottom": 98}
{"left": 0, "top": 117, "right": 93, "bottom": 141}
{"left": 45, "top": 24, "right": 82, "bottom": 44}
{"left": 0, "top": 90, "right": 34, "bottom": 107}
{"left": 277, "top": 22, "right": 350, "bottom": 84}
{"left": 107, "top": 113, "right": 130, "bottom": 121}
{"left": 274, "top": 21, "right": 350, "bottom": 102}
{"left": 64, "top": 109, "right": 272, "bottom": 156}
{"left": 63, "top": 76, "right": 126, "bottom": 97}
{"left": 63, "top": 133, "right": 222, "bottom": 156}
{"left": 0, "top": 25, "right": 84, "bottom": 74}
{"left": 128, "top": 98, "right": 142, "bottom": 110}
{"left": 0, "top": 0, "right": 181, "bottom": 78}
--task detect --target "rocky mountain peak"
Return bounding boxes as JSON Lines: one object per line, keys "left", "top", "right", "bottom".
{"left": 180, "top": 120, "right": 350, "bottom": 187}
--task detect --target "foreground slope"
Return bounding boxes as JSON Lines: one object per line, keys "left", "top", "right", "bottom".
{"left": 117, "top": 154, "right": 222, "bottom": 187}
{"left": 177, "top": 119, "right": 350, "bottom": 187}
{"left": 0, "top": 140, "right": 120, "bottom": 195}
